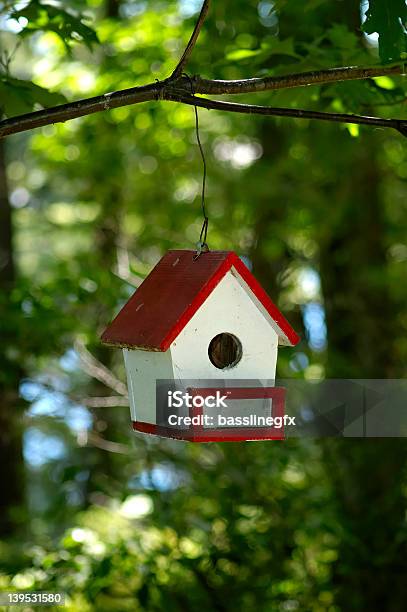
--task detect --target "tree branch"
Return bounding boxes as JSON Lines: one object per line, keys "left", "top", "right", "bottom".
{"left": 75, "top": 340, "right": 128, "bottom": 397}
{"left": 192, "top": 64, "right": 405, "bottom": 95}
{"left": 0, "top": 81, "right": 165, "bottom": 138}
{"left": 86, "top": 431, "right": 131, "bottom": 454}
{"left": 0, "top": 0, "right": 405, "bottom": 140}
{"left": 1, "top": 72, "right": 406, "bottom": 139}
{"left": 171, "top": 0, "right": 211, "bottom": 78}
{"left": 164, "top": 92, "right": 407, "bottom": 135}
{"left": 75, "top": 396, "right": 129, "bottom": 408}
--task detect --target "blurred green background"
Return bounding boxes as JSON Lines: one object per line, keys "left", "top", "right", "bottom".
{"left": 0, "top": 0, "right": 406, "bottom": 610}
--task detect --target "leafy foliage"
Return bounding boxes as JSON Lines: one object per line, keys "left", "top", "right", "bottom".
{"left": 0, "top": 76, "right": 66, "bottom": 117}
{"left": 11, "top": 1, "right": 99, "bottom": 51}
{"left": 225, "top": 38, "right": 299, "bottom": 63}
{"left": 363, "top": 0, "right": 407, "bottom": 62}
{"left": 0, "top": 442, "right": 339, "bottom": 612}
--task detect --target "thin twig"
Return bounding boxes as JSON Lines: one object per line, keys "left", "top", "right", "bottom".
{"left": 75, "top": 340, "right": 128, "bottom": 397}
{"left": 79, "top": 396, "right": 129, "bottom": 407}
{"left": 171, "top": 0, "right": 211, "bottom": 78}
{"left": 115, "top": 245, "right": 144, "bottom": 287}
{"left": 87, "top": 431, "right": 131, "bottom": 454}
{"left": 165, "top": 93, "right": 407, "bottom": 135}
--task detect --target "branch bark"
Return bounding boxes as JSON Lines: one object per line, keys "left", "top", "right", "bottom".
{"left": 0, "top": 81, "right": 164, "bottom": 138}
{"left": 0, "top": 0, "right": 405, "bottom": 140}
{"left": 193, "top": 64, "right": 405, "bottom": 94}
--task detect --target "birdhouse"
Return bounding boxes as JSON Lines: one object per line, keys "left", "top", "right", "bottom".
{"left": 101, "top": 250, "right": 299, "bottom": 442}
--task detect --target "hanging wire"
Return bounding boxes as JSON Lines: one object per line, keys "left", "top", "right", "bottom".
{"left": 183, "top": 74, "right": 209, "bottom": 259}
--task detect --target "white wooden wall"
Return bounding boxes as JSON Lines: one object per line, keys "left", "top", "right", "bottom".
{"left": 123, "top": 349, "right": 173, "bottom": 422}
{"left": 170, "top": 270, "right": 279, "bottom": 383}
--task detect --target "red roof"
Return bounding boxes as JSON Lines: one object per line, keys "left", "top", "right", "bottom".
{"left": 101, "top": 250, "right": 300, "bottom": 350}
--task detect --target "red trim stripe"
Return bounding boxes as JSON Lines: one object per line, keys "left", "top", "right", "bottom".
{"left": 133, "top": 421, "right": 284, "bottom": 442}
{"left": 132, "top": 385, "right": 286, "bottom": 442}
{"left": 230, "top": 254, "right": 300, "bottom": 346}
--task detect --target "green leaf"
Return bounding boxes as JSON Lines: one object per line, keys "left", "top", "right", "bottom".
{"left": 266, "top": 37, "right": 299, "bottom": 57}
{"left": 326, "top": 24, "right": 359, "bottom": 51}
{"left": 346, "top": 123, "right": 360, "bottom": 138}
{"left": 226, "top": 38, "right": 299, "bottom": 63}
{"left": 373, "top": 75, "right": 397, "bottom": 89}
{"left": 0, "top": 77, "right": 66, "bottom": 118}
{"left": 226, "top": 48, "right": 264, "bottom": 61}
{"left": 363, "top": 0, "right": 407, "bottom": 63}
{"left": 321, "top": 79, "right": 406, "bottom": 113}
{"left": 11, "top": 1, "right": 99, "bottom": 51}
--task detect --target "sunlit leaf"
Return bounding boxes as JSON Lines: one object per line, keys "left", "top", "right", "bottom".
{"left": 363, "top": 0, "right": 407, "bottom": 62}
{"left": 346, "top": 123, "right": 359, "bottom": 137}
{"left": 226, "top": 48, "right": 264, "bottom": 61}
{"left": 11, "top": 1, "right": 99, "bottom": 51}
{"left": 226, "top": 38, "right": 299, "bottom": 63}
{"left": 0, "top": 77, "right": 66, "bottom": 118}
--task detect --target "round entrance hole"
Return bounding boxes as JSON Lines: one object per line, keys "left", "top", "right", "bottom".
{"left": 208, "top": 333, "right": 242, "bottom": 370}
